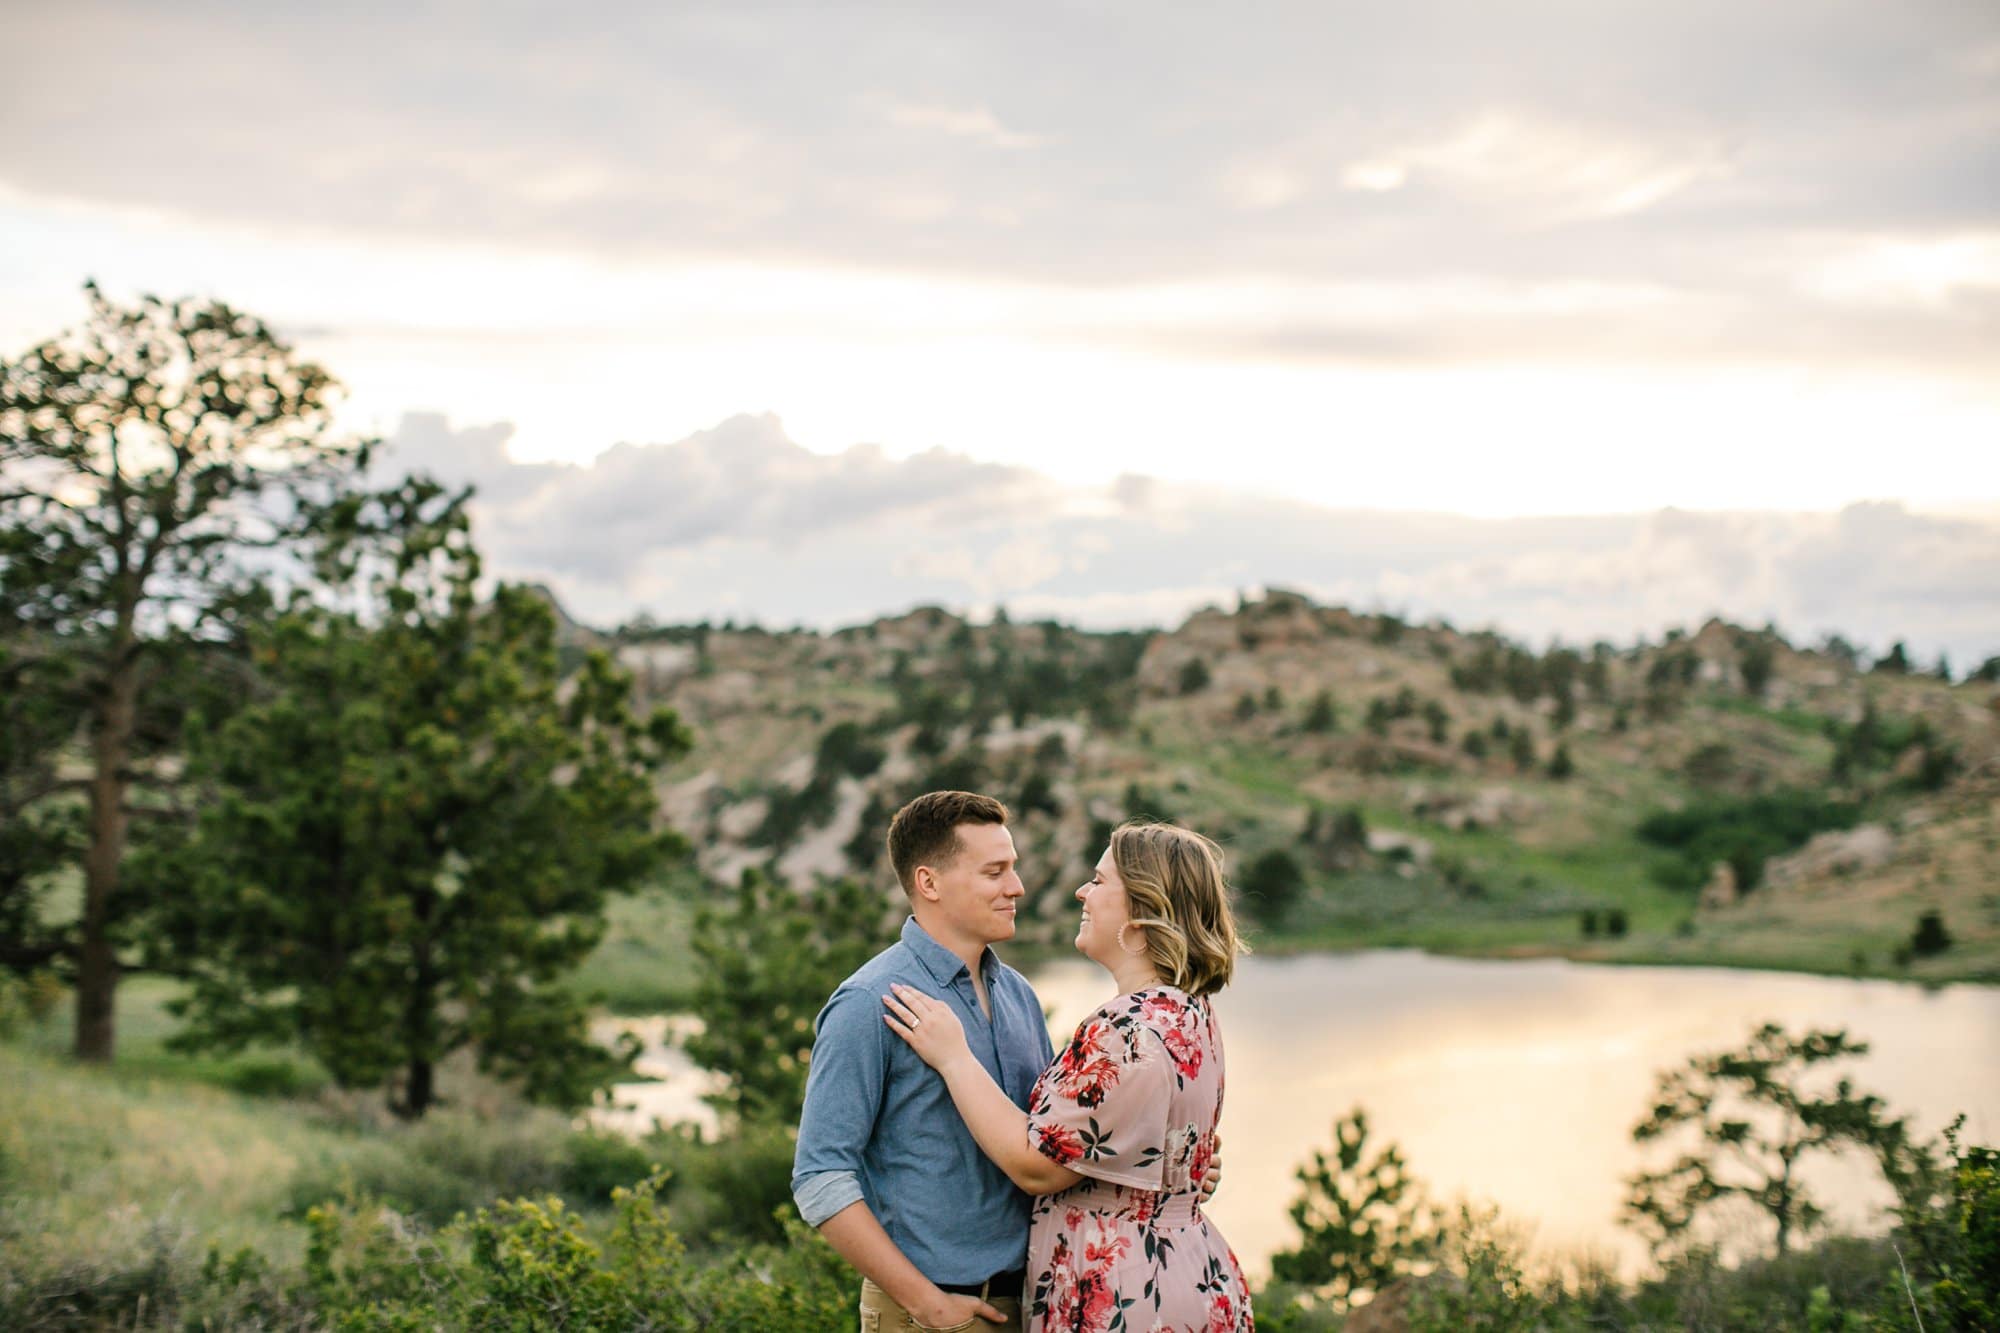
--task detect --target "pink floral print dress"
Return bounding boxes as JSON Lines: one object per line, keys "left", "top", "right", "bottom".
{"left": 1024, "top": 986, "right": 1253, "bottom": 1333}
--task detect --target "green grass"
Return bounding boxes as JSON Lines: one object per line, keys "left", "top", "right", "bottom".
{"left": 571, "top": 875, "right": 708, "bottom": 1014}
{"left": 19, "top": 977, "right": 331, "bottom": 1098}
{"left": 1703, "top": 692, "right": 1838, "bottom": 739}
{"left": 0, "top": 1038, "right": 357, "bottom": 1268}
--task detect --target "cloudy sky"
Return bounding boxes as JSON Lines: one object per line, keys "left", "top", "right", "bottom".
{"left": 4, "top": 1, "right": 1997, "bottom": 662}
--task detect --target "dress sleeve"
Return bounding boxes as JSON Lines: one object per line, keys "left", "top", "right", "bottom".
{"left": 1026, "top": 1013, "right": 1170, "bottom": 1190}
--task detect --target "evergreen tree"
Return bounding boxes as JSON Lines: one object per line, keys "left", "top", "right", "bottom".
{"left": 1508, "top": 727, "right": 1536, "bottom": 771}
{"left": 685, "top": 871, "right": 887, "bottom": 1125}
{"left": 1739, "top": 635, "right": 1776, "bottom": 698}
{"left": 1873, "top": 641, "right": 1912, "bottom": 674}
{"left": 0, "top": 284, "right": 369, "bottom": 1060}
{"left": 1910, "top": 909, "right": 1952, "bottom": 957}
{"left": 1269, "top": 1109, "right": 1436, "bottom": 1311}
{"left": 1241, "top": 848, "right": 1307, "bottom": 923}
{"left": 1421, "top": 698, "right": 1451, "bottom": 744}
{"left": 1547, "top": 743, "right": 1575, "bottom": 780}
{"left": 1303, "top": 688, "right": 1339, "bottom": 734}
{"left": 153, "top": 478, "right": 689, "bottom": 1116}
{"left": 1624, "top": 1024, "right": 1913, "bottom": 1258}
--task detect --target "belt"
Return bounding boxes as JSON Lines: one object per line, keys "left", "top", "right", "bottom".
{"left": 938, "top": 1268, "right": 1025, "bottom": 1299}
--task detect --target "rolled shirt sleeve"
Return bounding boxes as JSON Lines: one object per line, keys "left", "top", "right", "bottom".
{"left": 791, "top": 984, "right": 887, "bottom": 1227}
{"left": 792, "top": 1168, "right": 864, "bottom": 1228}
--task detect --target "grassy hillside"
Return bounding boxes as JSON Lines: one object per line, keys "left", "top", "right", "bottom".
{"left": 594, "top": 594, "right": 2000, "bottom": 984}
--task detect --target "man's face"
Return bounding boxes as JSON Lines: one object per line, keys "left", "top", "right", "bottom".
{"left": 926, "top": 821, "right": 1025, "bottom": 947}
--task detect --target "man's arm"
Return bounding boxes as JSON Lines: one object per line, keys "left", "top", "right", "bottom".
{"left": 793, "top": 987, "right": 1003, "bottom": 1327}
{"left": 818, "top": 1201, "right": 1003, "bottom": 1328}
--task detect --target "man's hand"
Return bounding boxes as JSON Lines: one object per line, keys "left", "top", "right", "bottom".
{"left": 1199, "top": 1130, "right": 1223, "bottom": 1204}
{"left": 915, "top": 1290, "right": 1006, "bottom": 1328}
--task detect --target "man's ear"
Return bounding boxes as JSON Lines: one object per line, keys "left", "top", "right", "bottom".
{"left": 911, "top": 865, "right": 941, "bottom": 903}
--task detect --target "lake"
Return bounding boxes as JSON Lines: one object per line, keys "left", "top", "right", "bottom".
{"left": 597, "top": 950, "right": 2000, "bottom": 1278}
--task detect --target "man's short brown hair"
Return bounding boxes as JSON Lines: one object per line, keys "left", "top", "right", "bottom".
{"left": 887, "top": 791, "right": 1010, "bottom": 892}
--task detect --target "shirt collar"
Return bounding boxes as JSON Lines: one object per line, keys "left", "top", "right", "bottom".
{"left": 901, "top": 916, "right": 994, "bottom": 987}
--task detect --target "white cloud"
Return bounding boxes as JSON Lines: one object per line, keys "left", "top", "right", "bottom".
{"left": 386, "top": 412, "right": 2000, "bottom": 669}
{"left": 1340, "top": 161, "right": 1408, "bottom": 193}
{"left": 876, "top": 98, "right": 1043, "bottom": 149}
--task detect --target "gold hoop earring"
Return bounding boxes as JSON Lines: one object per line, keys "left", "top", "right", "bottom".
{"left": 1116, "top": 923, "right": 1147, "bottom": 956}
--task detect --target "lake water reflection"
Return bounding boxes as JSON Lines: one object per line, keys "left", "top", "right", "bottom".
{"left": 598, "top": 951, "right": 2000, "bottom": 1280}
{"left": 1029, "top": 950, "right": 2000, "bottom": 1278}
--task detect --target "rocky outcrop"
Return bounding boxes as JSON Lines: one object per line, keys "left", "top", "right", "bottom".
{"left": 1366, "top": 830, "right": 1434, "bottom": 866}
{"left": 1762, "top": 824, "right": 1897, "bottom": 892}
{"left": 1700, "top": 860, "right": 1739, "bottom": 910}
{"left": 1404, "top": 784, "right": 1541, "bottom": 831}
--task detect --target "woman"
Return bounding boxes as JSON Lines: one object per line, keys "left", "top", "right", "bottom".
{"left": 883, "top": 821, "right": 1253, "bottom": 1333}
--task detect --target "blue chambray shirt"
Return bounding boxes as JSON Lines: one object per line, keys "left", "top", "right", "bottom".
{"left": 792, "top": 916, "right": 1054, "bottom": 1284}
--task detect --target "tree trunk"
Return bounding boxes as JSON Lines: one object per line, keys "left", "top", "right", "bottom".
{"left": 396, "top": 918, "right": 438, "bottom": 1119}
{"left": 401, "top": 1056, "right": 434, "bottom": 1120}
{"left": 75, "top": 660, "right": 137, "bottom": 1062}
{"left": 1774, "top": 1157, "right": 1795, "bottom": 1256}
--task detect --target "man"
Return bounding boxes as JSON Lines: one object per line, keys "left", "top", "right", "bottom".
{"left": 793, "top": 790, "right": 1043, "bottom": 1330}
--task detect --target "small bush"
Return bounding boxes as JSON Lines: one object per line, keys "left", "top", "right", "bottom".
{"left": 641, "top": 1118, "right": 802, "bottom": 1249}
{"left": 1242, "top": 848, "right": 1308, "bottom": 924}
{"left": 1302, "top": 689, "right": 1339, "bottom": 734}
{"left": 299, "top": 1175, "right": 853, "bottom": 1332}
{"left": 284, "top": 1108, "right": 591, "bottom": 1224}
{"left": 1910, "top": 909, "right": 1953, "bottom": 957}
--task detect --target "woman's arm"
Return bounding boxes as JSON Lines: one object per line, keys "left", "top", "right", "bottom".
{"left": 883, "top": 985, "right": 1083, "bottom": 1196}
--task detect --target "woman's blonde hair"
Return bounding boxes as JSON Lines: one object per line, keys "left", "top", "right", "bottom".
{"left": 1110, "top": 821, "right": 1247, "bottom": 997}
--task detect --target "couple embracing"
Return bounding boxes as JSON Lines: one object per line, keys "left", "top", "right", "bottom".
{"left": 792, "top": 790, "right": 1255, "bottom": 1333}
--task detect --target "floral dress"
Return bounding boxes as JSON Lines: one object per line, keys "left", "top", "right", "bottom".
{"left": 1024, "top": 985, "right": 1253, "bottom": 1333}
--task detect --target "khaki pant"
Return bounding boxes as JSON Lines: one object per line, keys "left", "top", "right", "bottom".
{"left": 859, "top": 1276, "right": 1023, "bottom": 1333}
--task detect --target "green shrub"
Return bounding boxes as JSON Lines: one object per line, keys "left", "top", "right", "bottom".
{"left": 642, "top": 1118, "right": 802, "bottom": 1249}
{"left": 1910, "top": 910, "right": 1953, "bottom": 957}
{"left": 300, "top": 1176, "right": 852, "bottom": 1332}
{"left": 0, "top": 1227, "right": 311, "bottom": 1332}
{"left": 220, "top": 1055, "right": 324, "bottom": 1099}
{"left": 1302, "top": 689, "right": 1339, "bottom": 734}
{"left": 1406, "top": 1203, "right": 1545, "bottom": 1332}
{"left": 562, "top": 1129, "right": 659, "bottom": 1207}
{"left": 1638, "top": 789, "right": 1860, "bottom": 893}
{"left": 814, "top": 720, "right": 885, "bottom": 780}
{"left": 284, "top": 1109, "right": 600, "bottom": 1225}
{"left": 0, "top": 971, "right": 64, "bottom": 1040}
{"left": 1242, "top": 848, "right": 1308, "bottom": 924}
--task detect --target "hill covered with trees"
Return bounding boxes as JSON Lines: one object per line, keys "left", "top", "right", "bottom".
{"left": 596, "top": 591, "right": 1999, "bottom": 985}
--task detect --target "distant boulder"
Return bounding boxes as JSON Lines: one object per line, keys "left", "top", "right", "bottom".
{"left": 1404, "top": 784, "right": 1541, "bottom": 831}
{"left": 1700, "top": 860, "right": 1740, "bottom": 911}
{"left": 1762, "top": 824, "right": 1896, "bottom": 892}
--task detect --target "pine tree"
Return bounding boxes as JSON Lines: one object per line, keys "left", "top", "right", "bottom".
{"left": 152, "top": 478, "right": 689, "bottom": 1116}
{"left": 0, "top": 285, "right": 369, "bottom": 1060}
{"left": 1269, "top": 1109, "right": 1436, "bottom": 1310}
{"left": 1625, "top": 1024, "right": 1914, "bottom": 1258}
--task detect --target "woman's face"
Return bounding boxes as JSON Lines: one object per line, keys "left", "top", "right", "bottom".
{"left": 1074, "top": 847, "right": 1135, "bottom": 963}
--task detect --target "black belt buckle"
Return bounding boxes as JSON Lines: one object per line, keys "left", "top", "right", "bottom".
{"left": 939, "top": 1268, "right": 1024, "bottom": 1299}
